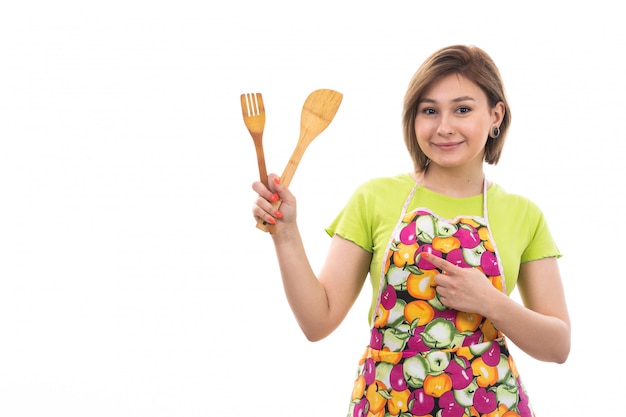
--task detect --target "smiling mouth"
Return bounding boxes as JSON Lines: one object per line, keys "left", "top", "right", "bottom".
{"left": 434, "top": 142, "right": 461, "bottom": 149}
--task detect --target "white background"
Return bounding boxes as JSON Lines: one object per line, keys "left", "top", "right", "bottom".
{"left": 1, "top": 1, "right": 623, "bottom": 416}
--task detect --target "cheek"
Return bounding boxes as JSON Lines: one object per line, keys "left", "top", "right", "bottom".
{"left": 471, "top": 126, "right": 491, "bottom": 143}
{"left": 414, "top": 121, "right": 435, "bottom": 142}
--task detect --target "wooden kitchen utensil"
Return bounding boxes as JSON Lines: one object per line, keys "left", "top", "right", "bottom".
{"left": 257, "top": 88, "right": 343, "bottom": 233}
{"left": 240, "top": 92, "right": 269, "bottom": 187}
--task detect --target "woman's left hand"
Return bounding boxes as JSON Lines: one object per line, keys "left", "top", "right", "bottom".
{"left": 423, "top": 252, "right": 499, "bottom": 314}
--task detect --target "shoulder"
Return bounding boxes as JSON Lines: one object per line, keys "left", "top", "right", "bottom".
{"left": 488, "top": 183, "right": 547, "bottom": 225}
{"left": 353, "top": 173, "right": 416, "bottom": 197}
{"left": 487, "top": 182, "right": 537, "bottom": 207}
{"left": 334, "top": 173, "right": 414, "bottom": 225}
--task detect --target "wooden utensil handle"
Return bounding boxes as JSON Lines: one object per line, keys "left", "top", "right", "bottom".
{"left": 255, "top": 142, "right": 269, "bottom": 188}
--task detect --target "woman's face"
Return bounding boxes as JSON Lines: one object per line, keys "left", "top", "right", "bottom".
{"left": 414, "top": 73, "right": 504, "bottom": 170}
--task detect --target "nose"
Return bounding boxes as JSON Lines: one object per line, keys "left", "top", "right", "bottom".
{"left": 436, "top": 113, "right": 455, "bottom": 135}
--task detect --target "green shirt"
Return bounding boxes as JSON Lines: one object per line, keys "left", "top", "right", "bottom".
{"left": 326, "top": 173, "right": 561, "bottom": 321}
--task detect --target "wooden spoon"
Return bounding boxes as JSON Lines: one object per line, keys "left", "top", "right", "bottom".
{"left": 257, "top": 88, "right": 343, "bottom": 233}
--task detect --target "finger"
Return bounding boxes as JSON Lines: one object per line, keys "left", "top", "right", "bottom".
{"left": 267, "top": 173, "right": 280, "bottom": 191}
{"left": 268, "top": 174, "right": 297, "bottom": 207}
{"left": 435, "top": 286, "right": 450, "bottom": 307}
{"left": 255, "top": 194, "right": 280, "bottom": 216}
{"left": 422, "top": 251, "right": 455, "bottom": 275}
{"left": 252, "top": 201, "right": 277, "bottom": 225}
{"left": 434, "top": 272, "right": 450, "bottom": 287}
{"left": 251, "top": 179, "right": 270, "bottom": 196}
{"left": 252, "top": 180, "right": 281, "bottom": 206}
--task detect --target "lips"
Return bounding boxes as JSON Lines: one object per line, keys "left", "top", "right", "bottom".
{"left": 433, "top": 141, "right": 462, "bottom": 149}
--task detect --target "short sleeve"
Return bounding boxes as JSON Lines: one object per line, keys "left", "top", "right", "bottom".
{"left": 325, "top": 182, "right": 374, "bottom": 254}
{"left": 520, "top": 201, "right": 562, "bottom": 263}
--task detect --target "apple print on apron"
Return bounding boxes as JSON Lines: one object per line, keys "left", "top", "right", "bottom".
{"left": 347, "top": 180, "right": 535, "bottom": 417}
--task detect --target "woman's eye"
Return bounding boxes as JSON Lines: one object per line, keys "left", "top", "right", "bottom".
{"left": 457, "top": 106, "right": 471, "bottom": 114}
{"left": 422, "top": 108, "right": 436, "bottom": 115}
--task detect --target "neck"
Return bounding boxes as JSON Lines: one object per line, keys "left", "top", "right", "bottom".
{"left": 414, "top": 164, "right": 485, "bottom": 198}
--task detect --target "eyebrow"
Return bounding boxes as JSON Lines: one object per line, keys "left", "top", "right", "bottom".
{"left": 418, "top": 96, "right": 477, "bottom": 104}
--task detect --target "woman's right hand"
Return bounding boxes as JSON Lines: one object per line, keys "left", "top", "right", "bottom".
{"left": 251, "top": 173, "right": 297, "bottom": 233}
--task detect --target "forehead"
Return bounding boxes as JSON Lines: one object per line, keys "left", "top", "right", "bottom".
{"left": 421, "top": 73, "right": 485, "bottom": 101}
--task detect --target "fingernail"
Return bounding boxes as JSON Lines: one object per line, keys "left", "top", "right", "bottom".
{"left": 275, "top": 211, "right": 283, "bottom": 219}
{"left": 269, "top": 193, "right": 279, "bottom": 203}
{"left": 273, "top": 177, "right": 281, "bottom": 185}
{"left": 422, "top": 252, "right": 429, "bottom": 258}
{"left": 266, "top": 217, "right": 276, "bottom": 225}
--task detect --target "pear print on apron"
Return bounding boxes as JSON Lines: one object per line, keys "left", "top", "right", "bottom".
{"left": 348, "top": 180, "right": 535, "bottom": 417}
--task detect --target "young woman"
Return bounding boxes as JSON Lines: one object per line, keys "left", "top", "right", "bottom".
{"left": 251, "top": 44, "right": 570, "bottom": 417}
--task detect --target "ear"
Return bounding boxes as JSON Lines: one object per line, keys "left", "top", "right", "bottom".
{"left": 491, "top": 101, "right": 505, "bottom": 125}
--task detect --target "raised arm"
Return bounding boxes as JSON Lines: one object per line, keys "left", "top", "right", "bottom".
{"left": 252, "top": 173, "right": 371, "bottom": 341}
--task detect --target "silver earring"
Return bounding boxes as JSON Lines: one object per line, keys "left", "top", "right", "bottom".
{"left": 490, "top": 125, "right": 501, "bottom": 139}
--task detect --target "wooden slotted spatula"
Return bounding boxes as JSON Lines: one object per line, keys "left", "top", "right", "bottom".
{"left": 257, "top": 88, "right": 343, "bottom": 233}
{"left": 240, "top": 92, "right": 269, "bottom": 188}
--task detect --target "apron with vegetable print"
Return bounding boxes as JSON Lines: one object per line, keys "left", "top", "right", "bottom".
{"left": 347, "top": 179, "right": 535, "bottom": 417}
